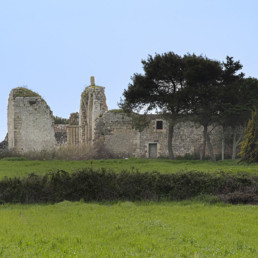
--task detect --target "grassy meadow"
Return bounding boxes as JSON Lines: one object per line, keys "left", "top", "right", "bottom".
{"left": 1, "top": 157, "right": 258, "bottom": 179}
{"left": 0, "top": 201, "right": 257, "bottom": 257}
{"left": 0, "top": 158, "right": 258, "bottom": 257}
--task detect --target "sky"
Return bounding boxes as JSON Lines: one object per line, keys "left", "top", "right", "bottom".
{"left": 1, "top": 0, "right": 258, "bottom": 141}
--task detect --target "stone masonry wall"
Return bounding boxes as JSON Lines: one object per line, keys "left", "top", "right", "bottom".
{"left": 0, "top": 134, "right": 8, "bottom": 152}
{"left": 67, "top": 125, "right": 79, "bottom": 145}
{"left": 94, "top": 112, "right": 140, "bottom": 157}
{"left": 5, "top": 81, "right": 225, "bottom": 158}
{"left": 94, "top": 111, "right": 222, "bottom": 158}
{"left": 79, "top": 83, "right": 108, "bottom": 145}
{"left": 8, "top": 88, "right": 56, "bottom": 153}
{"left": 54, "top": 124, "right": 67, "bottom": 145}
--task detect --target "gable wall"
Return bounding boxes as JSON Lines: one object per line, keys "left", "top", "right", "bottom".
{"left": 8, "top": 90, "right": 56, "bottom": 153}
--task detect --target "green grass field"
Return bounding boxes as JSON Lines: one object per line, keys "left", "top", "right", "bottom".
{"left": 1, "top": 158, "right": 258, "bottom": 179}
{"left": 0, "top": 158, "right": 258, "bottom": 257}
{"left": 0, "top": 201, "right": 258, "bottom": 257}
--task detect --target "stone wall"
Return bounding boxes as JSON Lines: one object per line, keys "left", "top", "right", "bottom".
{"left": 94, "top": 112, "right": 140, "bottom": 157}
{"left": 54, "top": 124, "right": 67, "bottom": 145}
{"left": 8, "top": 88, "right": 56, "bottom": 153}
{"left": 0, "top": 134, "right": 8, "bottom": 152}
{"left": 79, "top": 80, "right": 108, "bottom": 145}
{"left": 77, "top": 78, "right": 223, "bottom": 159}
{"left": 5, "top": 80, "right": 226, "bottom": 158}
{"left": 94, "top": 111, "right": 222, "bottom": 158}
{"left": 69, "top": 112, "right": 79, "bottom": 125}
{"left": 67, "top": 125, "right": 79, "bottom": 145}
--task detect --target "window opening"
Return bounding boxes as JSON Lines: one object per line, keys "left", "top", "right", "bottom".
{"left": 156, "top": 120, "right": 163, "bottom": 130}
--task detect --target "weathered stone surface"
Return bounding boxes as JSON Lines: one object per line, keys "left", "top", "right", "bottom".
{"left": 94, "top": 112, "right": 222, "bottom": 158}
{"left": 78, "top": 79, "right": 223, "bottom": 158}
{"left": 8, "top": 88, "right": 56, "bottom": 153}
{"left": 54, "top": 124, "right": 67, "bottom": 145}
{"left": 90, "top": 76, "right": 95, "bottom": 86}
{"left": 79, "top": 84, "right": 108, "bottom": 145}
{"left": 67, "top": 125, "right": 79, "bottom": 145}
{"left": 5, "top": 79, "right": 225, "bottom": 158}
{"left": 69, "top": 112, "right": 79, "bottom": 125}
{"left": 0, "top": 134, "right": 8, "bottom": 152}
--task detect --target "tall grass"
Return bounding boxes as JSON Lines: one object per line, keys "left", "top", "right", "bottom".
{"left": 0, "top": 201, "right": 257, "bottom": 257}
{"left": 1, "top": 158, "right": 258, "bottom": 180}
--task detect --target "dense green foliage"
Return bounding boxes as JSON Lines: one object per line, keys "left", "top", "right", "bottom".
{"left": 54, "top": 116, "right": 69, "bottom": 124}
{"left": 0, "top": 168, "right": 257, "bottom": 204}
{"left": 239, "top": 108, "right": 258, "bottom": 163}
{"left": 0, "top": 202, "right": 257, "bottom": 257}
{"left": 121, "top": 52, "right": 258, "bottom": 161}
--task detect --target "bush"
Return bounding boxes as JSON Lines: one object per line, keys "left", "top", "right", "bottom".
{"left": 239, "top": 108, "right": 258, "bottom": 163}
{"left": 0, "top": 169, "right": 257, "bottom": 204}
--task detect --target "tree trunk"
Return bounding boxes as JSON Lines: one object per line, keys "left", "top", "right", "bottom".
{"left": 232, "top": 127, "right": 237, "bottom": 160}
{"left": 221, "top": 126, "right": 225, "bottom": 161}
{"left": 200, "top": 125, "right": 207, "bottom": 160}
{"left": 207, "top": 132, "right": 216, "bottom": 162}
{"left": 168, "top": 123, "right": 174, "bottom": 159}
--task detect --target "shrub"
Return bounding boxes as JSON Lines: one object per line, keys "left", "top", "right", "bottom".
{"left": 0, "top": 169, "right": 257, "bottom": 204}
{"left": 239, "top": 108, "right": 258, "bottom": 163}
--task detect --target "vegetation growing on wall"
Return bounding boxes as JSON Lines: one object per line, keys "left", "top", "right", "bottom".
{"left": 108, "top": 109, "right": 124, "bottom": 113}
{"left": 13, "top": 87, "right": 41, "bottom": 99}
{"left": 54, "top": 116, "right": 69, "bottom": 124}
{"left": 69, "top": 112, "right": 79, "bottom": 125}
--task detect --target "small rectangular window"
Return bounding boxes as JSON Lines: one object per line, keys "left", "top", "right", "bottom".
{"left": 156, "top": 120, "right": 163, "bottom": 130}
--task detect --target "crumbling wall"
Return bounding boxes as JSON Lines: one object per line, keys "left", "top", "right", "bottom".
{"left": 69, "top": 112, "right": 79, "bottom": 125}
{"left": 79, "top": 77, "right": 108, "bottom": 145}
{"left": 94, "top": 111, "right": 140, "bottom": 157}
{"left": 8, "top": 87, "right": 56, "bottom": 153}
{"left": 54, "top": 124, "right": 67, "bottom": 145}
{"left": 67, "top": 125, "right": 79, "bottom": 145}
{"left": 0, "top": 134, "right": 8, "bottom": 152}
{"left": 94, "top": 111, "right": 222, "bottom": 158}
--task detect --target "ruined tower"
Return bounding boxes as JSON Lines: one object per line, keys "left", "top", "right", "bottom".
{"left": 79, "top": 77, "right": 108, "bottom": 145}
{"left": 8, "top": 87, "right": 56, "bottom": 153}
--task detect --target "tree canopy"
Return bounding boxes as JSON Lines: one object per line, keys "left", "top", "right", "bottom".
{"left": 121, "top": 52, "right": 187, "bottom": 159}
{"left": 120, "top": 52, "right": 258, "bottom": 161}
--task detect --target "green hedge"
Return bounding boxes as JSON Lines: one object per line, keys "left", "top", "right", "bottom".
{"left": 0, "top": 169, "right": 257, "bottom": 204}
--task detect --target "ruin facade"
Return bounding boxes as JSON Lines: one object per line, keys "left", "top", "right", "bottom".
{"left": 79, "top": 78, "right": 108, "bottom": 145}
{"left": 6, "top": 78, "right": 223, "bottom": 158}
{"left": 7, "top": 88, "right": 56, "bottom": 153}
{"left": 78, "top": 83, "right": 221, "bottom": 158}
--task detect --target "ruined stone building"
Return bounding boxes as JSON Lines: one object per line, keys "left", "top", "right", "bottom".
{"left": 8, "top": 88, "right": 56, "bottom": 153}
{"left": 5, "top": 77, "right": 222, "bottom": 158}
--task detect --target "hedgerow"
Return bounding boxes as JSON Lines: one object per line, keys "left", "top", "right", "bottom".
{"left": 0, "top": 169, "right": 257, "bottom": 204}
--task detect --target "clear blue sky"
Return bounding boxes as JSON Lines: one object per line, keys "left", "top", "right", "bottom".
{"left": 1, "top": 0, "right": 258, "bottom": 141}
